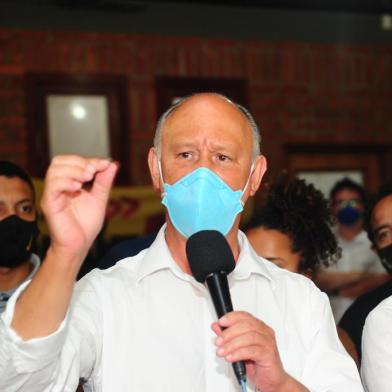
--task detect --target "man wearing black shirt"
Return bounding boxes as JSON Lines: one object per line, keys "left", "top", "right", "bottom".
{"left": 338, "top": 184, "right": 392, "bottom": 363}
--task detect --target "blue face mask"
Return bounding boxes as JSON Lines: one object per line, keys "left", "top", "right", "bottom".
{"left": 161, "top": 166, "right": 251, "bottom": 238}
{"left": 337, "top": 205, "right": 361, "bottom": 226}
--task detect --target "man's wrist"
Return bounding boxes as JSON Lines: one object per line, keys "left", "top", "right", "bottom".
{"left": 46, "top": 245, "right": 85, "bottom": 278}
{"left": 255, "top": 373, "right": 308, "bottom": 392}
{"left": 275, "top": 374, "right": 309, "bottom": 392}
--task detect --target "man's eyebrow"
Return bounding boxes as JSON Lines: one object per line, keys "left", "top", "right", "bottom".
{"left": 374, "top": 224, "right": 392, "bottom": 235}
{"left": 170, "top": 141, "right": 236, "bottom": 151}
{"left": 170, "top": 141, "right": 197, "bottom": 149}
{"left": 16, "top": 198, "right": 34, "bottom": 204}
{"left": 265, "top": 256, "right": 284, "bottom": 262}
{"left": 210, "top": 142, "right": 237, "bottom": 150}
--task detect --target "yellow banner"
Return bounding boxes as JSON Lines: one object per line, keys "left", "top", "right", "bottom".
{"left": 32, "top": 178, "right": 254, "bottom": 241}
{"left": 33, "top": 179, "right": 164, "bottom": 240}
{"left": 104, "top": 185, "right": 165, "bottom": 239}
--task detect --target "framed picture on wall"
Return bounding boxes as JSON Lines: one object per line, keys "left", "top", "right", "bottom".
{"left": 297, "top": 170, "right": 364, "bottom": 198}
{"left": 284, "top": 143, "right": 392, "bottom": 195}
{"left": 46, "top": 94, "right": 110, "bottom": 159}
{"left": 25, "top": 73, "right": 129, "bottom": 183}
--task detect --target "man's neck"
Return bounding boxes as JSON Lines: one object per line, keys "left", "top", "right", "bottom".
{"left": 0, "top": 259, "right": 33, "bottom": 292}
{"left": 164, "top": 219, "right": 241, "bottom": 275}
{"left": 337, "top": 222, "right": 363, "bottom": 242}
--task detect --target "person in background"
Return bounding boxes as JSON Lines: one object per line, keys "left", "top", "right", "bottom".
{"left": 353, "top": 184, "right": 392, "bottom": 392}
{"left": 315, "top": 178, "right": 388, "bottom": 322}
{"left": 338, "top": 184, "right": 392, "bottom": 366}
{"left": 245, "top": 175, "right": 340, "bottom": 278}
{"left": 245, "top": 175, "right": 361, "bottom": 365}
{"left": 0, "top": 161, "right": 40, "bottom": 313}
{"left": 0, "top": 93, "right": 362, "bottom": 391}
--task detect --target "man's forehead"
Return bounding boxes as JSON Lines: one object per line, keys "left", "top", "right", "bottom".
{"left": 164, "top": 96, "right": 252, "bottom": 138}
{"left": 167, "top": 93, "right": 245, "bottom": 120}
{"left": 333, "top": 188, "right": 362, "bottom": 201}
{"left": 0, "top": 176, "right": 33, "bottom": 199}
{"left": 373, "top": 195, "right": 392, "bottom": 223}
{"left": 174, "top": 92, "right": 234, "bottom": 108}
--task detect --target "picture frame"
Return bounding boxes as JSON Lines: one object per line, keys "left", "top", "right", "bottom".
{"left": 25, "top": 73, "right": 129, "bottom": 183}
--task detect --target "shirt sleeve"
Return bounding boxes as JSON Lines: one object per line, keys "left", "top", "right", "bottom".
{"left": 301, "top": 285, "right": 364, "bottom": 391}
{"left": 361, "top": 297, "right": 392, "bottom": 392}
{"left": 0, "top": 274, "right": 102, "bottom": 392}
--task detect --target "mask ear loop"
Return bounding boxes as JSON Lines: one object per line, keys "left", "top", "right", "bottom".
{"left": 240, "top": 162, "right": 255, "bottom": 206}
{"left": 157, "top": 159, "right": 166, "bottom": 198}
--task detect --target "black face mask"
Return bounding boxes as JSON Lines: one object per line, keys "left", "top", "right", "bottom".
{"left": 378, "top": 243, "right": 392, "bottom": 275}
{"left": 0, "top": 215, "right": 39, "bottom": 268}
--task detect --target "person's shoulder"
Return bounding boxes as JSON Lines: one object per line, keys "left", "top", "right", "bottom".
{"left": 76, "top": 250, "right": 147, "bottom": 290}
{"left": 338, "top": 283, "right": 392, "bottom": 336}
{"left": 242, "top": 232, "right": 317, "bottom": 290}
{"left": 366, "top": 294, "right": 392, "bottom": 327}
{"left": 258, "top": 258, "right": 333, "bottom": 329}
{"left": 101, "top": 249, "right": 147, "bottom": 277}
{"left": 97, "top": 233, "right": 157, "bottom": 269}
{"left": 370, "top": 294, "right": 392, "bottom": 314}
{"left": 259, "top": 256, "right": 320, "bottom": 294}
{"left": 345, "top": 280, "right": 392, "bottom": 314}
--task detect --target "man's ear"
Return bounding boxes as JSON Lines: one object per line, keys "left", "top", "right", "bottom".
{"left": 147, "top": 147, "right": 162, "bottom": 193}
{"left": 249, "top": 155, "right": 267, "bottom": 197}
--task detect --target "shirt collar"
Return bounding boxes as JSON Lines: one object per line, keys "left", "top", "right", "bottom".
{"left": 354, "top": 230, "right": 369, "bottom": 243}
{"left": 27, "top": 254, "right": 40, "bottom": 279}
{"left": 135, "top": 224, "right": 191, "bottom": 284}
{"left": 232, "top": 231, "right": 274, "bottom": 284}
{"left": 0, "top": 253, "right": 40, "bottom": 298}
{"left": 135, "top": 226, "right": 274, "bottom": 286}
{"left": 335, "top": 227, "right": 368, "bottom": 245}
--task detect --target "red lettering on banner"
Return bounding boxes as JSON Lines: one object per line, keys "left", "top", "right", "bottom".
{"left": 106, "top": 197, "right": 141, "bottom": 220}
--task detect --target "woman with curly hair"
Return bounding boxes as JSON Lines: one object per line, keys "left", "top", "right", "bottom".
{"left": 244, "top": 174, "right": 340, "bottom": 278}
{"left": 244, "top": 175, "right": 363, "bottom": 365}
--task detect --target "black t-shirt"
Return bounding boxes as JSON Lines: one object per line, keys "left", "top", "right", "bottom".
{"left": 338, "top": 279, "right": 392, "bottom": 362}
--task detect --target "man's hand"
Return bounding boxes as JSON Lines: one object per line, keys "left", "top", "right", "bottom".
{"left": 11, "top": 155, "right": 118, "bottom": 339}
{"left": 41, "top": 155, "right": 118, "bottom": 265}
{"left": 212, "top": 311, "right": 309, "bottom": 392}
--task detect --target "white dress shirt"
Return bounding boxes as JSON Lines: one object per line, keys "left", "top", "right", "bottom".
{"left": 327, "top": 230, "right": 384, "bottom": 322}
{"left": 361, "top": 295, "right": 392, "bottom": 392}
{"left": 0, "top": 253, "right": 40, "bottom": 314}
{"left": 0, "top": 226, "right": 363, "bottom": 392}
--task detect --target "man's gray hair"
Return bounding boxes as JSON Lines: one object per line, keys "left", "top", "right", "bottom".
{"left": 153, "top": 93, "right": 261, "bottom": 161}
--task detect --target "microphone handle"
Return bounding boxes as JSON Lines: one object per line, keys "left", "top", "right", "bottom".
{"left": 206, "top": 273, "right": 247, "bottom": 384}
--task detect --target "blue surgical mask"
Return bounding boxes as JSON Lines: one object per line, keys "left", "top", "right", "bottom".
{"left": 337, "top": 205, "right": 361, "bottom": 226}
{"left": 160, "top": 166, "right": 252, "bottom": 238}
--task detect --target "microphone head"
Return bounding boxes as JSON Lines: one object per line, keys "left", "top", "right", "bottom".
{"left": 186, "top": 230, "right": 235, "bottom": 283}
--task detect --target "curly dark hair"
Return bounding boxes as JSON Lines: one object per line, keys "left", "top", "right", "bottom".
{"left": 364, "top": 183, "right": 392, "bottom": 246}
{"left": 245, "top": 174, "right": 341, "bottom": 272}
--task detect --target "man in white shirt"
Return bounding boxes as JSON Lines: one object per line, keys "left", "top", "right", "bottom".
{"left": 316, "top": 178, "right": 387, "bottom": 322}
{"left": 361, "top": 185, "right": 392, "bottom": 392}
{"left": 0, "top": 93, "right": 362, "bottom": 391}
{"left": 0, "top": 161, "right": 40, "bottom": 314}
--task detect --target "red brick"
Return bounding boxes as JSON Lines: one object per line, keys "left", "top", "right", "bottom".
{"left": 0, "top": 28, "right": 391, "bottom": 185}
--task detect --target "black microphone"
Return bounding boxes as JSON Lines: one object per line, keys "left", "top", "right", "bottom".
{"left": 186, "top": 230, "right": 247, "bottom": 385}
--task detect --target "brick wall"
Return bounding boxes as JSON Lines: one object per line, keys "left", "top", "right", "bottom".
{"left": 1, "top": 28, "right": 391, "bottom": 184}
